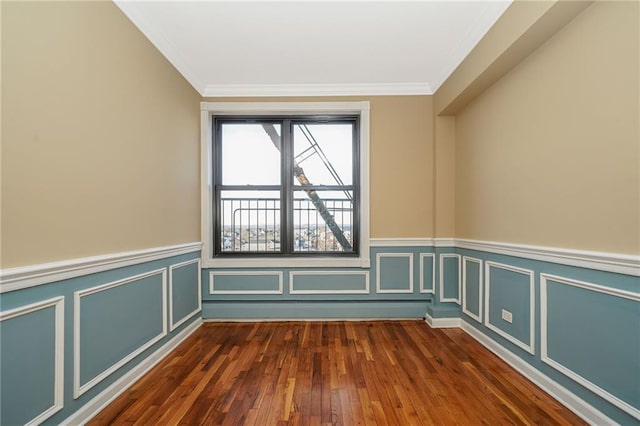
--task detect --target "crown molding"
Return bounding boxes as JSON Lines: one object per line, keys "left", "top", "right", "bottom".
{"left": 202, "top": 83, "right": 433, "bottom": 98}
{"left": 114, "top": 1, "right": 207, "bottom": 94}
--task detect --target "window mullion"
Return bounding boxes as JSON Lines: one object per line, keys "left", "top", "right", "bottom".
{"left": 281, "top": 120, "right": 293, "bottom": 255}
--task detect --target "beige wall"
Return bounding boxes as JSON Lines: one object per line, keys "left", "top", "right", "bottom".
{"left": 1, "top": 1, "right": 202, "bottom": 268}
{"left": 433, "top": 117, "right": 455, "bottom": 237}
{"left": 454, "top": 1, "right": 639, "bottom": 254}
{"left": 205, "top": 96, "right": 435, "bottom": 238}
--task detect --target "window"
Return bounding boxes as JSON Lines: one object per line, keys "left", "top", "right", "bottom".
{"left": 214, "top": 117, "right": 358, "bottom": 256}
{"left": 201, "top": 102, "right": 370, "bottom": 268}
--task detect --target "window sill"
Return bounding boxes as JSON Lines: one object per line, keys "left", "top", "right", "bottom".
{"left": 202, "top": 256, "right": 370, "bottom": 269}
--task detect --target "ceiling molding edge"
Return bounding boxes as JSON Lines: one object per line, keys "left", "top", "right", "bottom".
{"left": 202, "top": 83, "right": 433, "bottom": 98}
{"left": 114, "top": 1, "right": 207, "bottom": 95}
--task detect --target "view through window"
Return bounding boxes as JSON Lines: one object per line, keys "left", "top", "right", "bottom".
{"left": 214, "top": 117, "right": 359, "bottom": 256}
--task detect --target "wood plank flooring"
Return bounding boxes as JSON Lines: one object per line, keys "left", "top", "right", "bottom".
{"left": 89, "top": 321, "right": 586, "bottom": 425}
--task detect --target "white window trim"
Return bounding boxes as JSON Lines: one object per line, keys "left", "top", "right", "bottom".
{"left": 200, "top": 101, "right": 371, "bottom": 269}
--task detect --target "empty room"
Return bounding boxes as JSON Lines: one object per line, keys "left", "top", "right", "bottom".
{"left": 1, "top": 0, "right": 638, "bottom": 424}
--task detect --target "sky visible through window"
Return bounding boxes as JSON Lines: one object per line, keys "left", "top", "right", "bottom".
{"left": 220, "top": 123, "right": 353, "bottom": 226}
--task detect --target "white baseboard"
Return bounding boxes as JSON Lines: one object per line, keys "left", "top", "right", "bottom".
{"left": 425, "top": 314, "right": 462, "bottom": 328}
{"left": 460, "top": 321, "right": 613, "bottom": 425}
{"left": 61, "top": 318, "right": 202, "bottom": 426}
{"left": 203, "top": 317, "right": 421, "bottom": 323}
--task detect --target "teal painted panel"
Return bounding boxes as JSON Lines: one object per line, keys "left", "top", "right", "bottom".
{"left": 210, "top": 272, "right": 281, "bottom": 293}
{"left": 79, "top": 273, "right": 165, "bottom": 386}
{"left": 290, "top": 272, "right": 368, "bottom": 293}
{"left": 441, "top": 255, "right": 460, "bottom": 300}
{"left": 378, "top": 255, "right": 412, "bottom": 291}
{"left": 486, "top": 265, "right": 532, "bottom": 350}
{"left": 203, "top": 300, "right": 426, "bottom": 319}
{"left": 546, "top": 279, "right": 640, "bottom": 409}
{"left": 464, "top": 260, "right": 481, "bottom": 317}
{"left": 421, "top": 255, "right": 434, "bottom": 292}
{"left": 0, "top": 306, "right": 56, "bottom": 425}
{"left": 171, "top": 261, "right": 200, "bottom": 326}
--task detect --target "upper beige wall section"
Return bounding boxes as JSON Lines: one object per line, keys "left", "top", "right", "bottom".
{"left": 435, "top": 0, "right": 591, "bottom": 116}
{"left": 454, "top": 1, "right": 639, "bottom": 254}
{"left": 204, "top": 96, "right": 435, "bottom": 238}
{"left": 1, "top": 1, "right": 201, "bottom": 268}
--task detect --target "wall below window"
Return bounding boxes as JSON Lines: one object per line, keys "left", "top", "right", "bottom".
{"left": 0, "top": 245, "right": 202, "bottom": 425}
{"left": 202, "top": 242, "right": 437, "bottom": 320}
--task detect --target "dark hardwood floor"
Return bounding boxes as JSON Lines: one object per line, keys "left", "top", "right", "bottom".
{"left": 89, "top": 321, "right": 586, "bottom": 425}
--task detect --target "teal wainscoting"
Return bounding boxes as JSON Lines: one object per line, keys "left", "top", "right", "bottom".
{"left": 202, "top": 246, "right": 437, "bottom": 320}
{"left": 439, "top": 253, "right": 461, "bottom": 303}
{"left": 455, "top": 247, "right": 639, "bottom": 425}
{"left": 461, "top": 256, "right": 482, "bottom": 322}
{"left": 0, "top": 298, "right": 63, "bottom": 426}
{"left": 0, "top": 249, "right": 201, "bottom": 425}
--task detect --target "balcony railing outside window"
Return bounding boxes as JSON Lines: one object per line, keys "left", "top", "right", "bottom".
{"left": 220, "top": 197, "right": 353, "bottom": 253}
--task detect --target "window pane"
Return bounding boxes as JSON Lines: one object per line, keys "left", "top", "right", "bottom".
{"left": 219, "top": 190, "right": 281, "bottom": 252}
{"left": 293, "top": 123, "right": 353, "bottom": 186}
{"left": 221, "top": 123, "right": 281, "bottom": 185}
{"left": 293, "top": 190, "right": 353, "bottom": 253}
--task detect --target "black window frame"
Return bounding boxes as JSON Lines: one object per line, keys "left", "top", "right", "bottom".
{"left": 212, "top": 115, "right": 360, "bottom": 258}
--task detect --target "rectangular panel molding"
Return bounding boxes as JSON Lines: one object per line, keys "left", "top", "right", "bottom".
{"left": 439, "top": 253, "right": 461, "bottom": 303}
{"left": 169, "top": 258, "right": 202, "bottom": 331}
{"left": 73, "top": 269, "right": 168, "bottom": 398}
{"left": 540, "top": 273, "right": 640, "bottom": 420}
{"left": 419, "top": 253, "right": 435, "bottom": 294}
{"left": 484, "top": 261, "right": 535, "bottom": 354}
{"left": 376, "top": 253, "right": 414, "bottom": 294}
{"left": 462, "top": 256, "right": 483, "bottom": 323}
{"left": 209, "top": 271, "right": 283, "bottom": 295}
{"left": 0, "top": 297, "right": 65, "bottom": 426}
{"left": 289, "top": 271, "right": 370, "bottom": 294}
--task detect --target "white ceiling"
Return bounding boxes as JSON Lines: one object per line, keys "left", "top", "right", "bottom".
{"left": 114, "top": 1, "right": 511, "bottom": 97}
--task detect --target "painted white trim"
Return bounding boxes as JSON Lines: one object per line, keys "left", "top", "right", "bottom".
{"left": 0, "top": 242, "right": 201, "bottom": 293}
{"left": 202, "top": 83, "right": 433, "bottom": 97}
{"left": 375, "top": 253, "right": 414, "bottom": 294}
{"left": 484, "top": 261, "right": 535, "bottom": 355}
{"left": 73, "top": 269, "right": 168, "bottom": 398}
{"left": 456, "top": 238, "right": 640, "bottom": 277}
{"left": 169, "top": 259, "right": 202, "bottom": 332}
{"left": 200, "top": 101, "right": 370, "bottom": 270}
{"left": 433, "top": 238, "right": 456, "bottom": 247}
{"left": 203, "top": 257, "right": 367, "bottom": 269}
{"left": 424, "top": 314, "right": 461, "bottom": 328}
{"left": 419, "top": 253, "right": 435, "bottom": 294}
{"left": 370, "top": 238, "right": 433, "bottom": 247}
{"left": 209, "top": 271, "right": 284, "bottom": 295}
{"left": 62, "top": 318, "right": 202, "bottom": 426}
{"left": 289, "top": 270, "right": 370, "bottom": 295}
{"left": 462, "top": 256, "right": 483, "bottom": 323}
{"left": 541, "top": 273, "right": 640, "bottom": 302}
{"left": 0, "top": 297, "right": 65, "bottom": 425}
{"left": 113, "top": 1, "right": 206, "bottom": 94}
{"left": 203, "top": 317, "right": 420, "bottom": 323}
{"left": 540, "top": 274, "right": 640, "bottom": 420}
{"left": 461, "top": 321, "right": 614, "bottom": 425}
{"left": 439, "top": 253, "right": 461, "bottom": 303}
